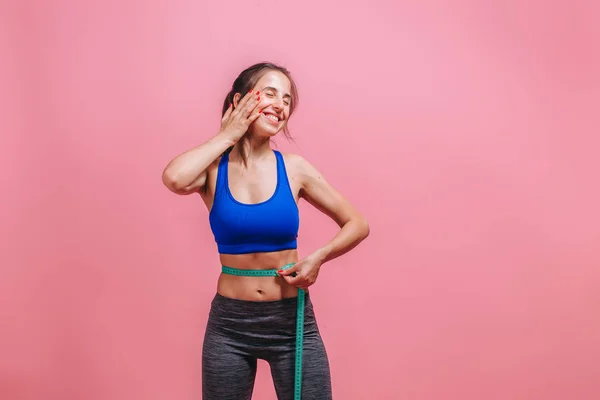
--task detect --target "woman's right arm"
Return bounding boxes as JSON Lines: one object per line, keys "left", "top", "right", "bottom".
{"left": 161, "top": 134, "right": 235, "bottom": 195}
{"left": 161, "top": 90, "right": 262, "bottom": 195}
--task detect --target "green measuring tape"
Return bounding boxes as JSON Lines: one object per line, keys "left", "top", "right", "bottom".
{"left": 221, "top": 263, "right": 305, "bottom": 400}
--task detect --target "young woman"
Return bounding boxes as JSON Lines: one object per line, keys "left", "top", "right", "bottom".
{"left": 162, "top": 62, "right": 369, "bottom": 400}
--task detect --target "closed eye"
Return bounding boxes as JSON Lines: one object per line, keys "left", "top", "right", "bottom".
{"left": 266, "top": 91, "right": 290, "bottom": 106}
{"left": 262, "top": 86, "right": 292, "bottom": 107}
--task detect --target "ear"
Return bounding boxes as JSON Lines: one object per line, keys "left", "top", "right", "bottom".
{"left": 233, "top": 92, "right": 242, "bottom": 108}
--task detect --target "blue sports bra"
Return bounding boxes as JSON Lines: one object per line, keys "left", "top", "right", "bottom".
{"left": 208, "top": 150, "right": 300, "bottom": 254}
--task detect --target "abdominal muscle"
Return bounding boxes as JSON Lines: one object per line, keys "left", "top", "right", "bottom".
{"left": 217, "top": 249, "right": 304, "bottom": 301}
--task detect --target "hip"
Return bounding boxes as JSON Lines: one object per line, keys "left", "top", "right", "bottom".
{"left": 206, "top": 291, "right": 318, "bottom": 341}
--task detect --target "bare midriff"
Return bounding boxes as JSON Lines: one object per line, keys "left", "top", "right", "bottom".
{"left": 217, "top": 249, "right": 304, "bottom": 301}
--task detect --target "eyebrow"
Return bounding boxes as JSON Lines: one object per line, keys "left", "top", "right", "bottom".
{"left": 262, "top": 86, "right": 292, "bottom": 99}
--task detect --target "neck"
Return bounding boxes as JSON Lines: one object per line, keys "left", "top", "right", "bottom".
{"left": 231, "top": 134, "right": 273, "bottom": 165}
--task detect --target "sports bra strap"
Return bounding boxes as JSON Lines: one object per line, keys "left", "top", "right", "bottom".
{"left": 215, "top": 152, "right": 229, "bottom": 195}
{"left": 274, "top": 150, "right": 291, "bottom": 191}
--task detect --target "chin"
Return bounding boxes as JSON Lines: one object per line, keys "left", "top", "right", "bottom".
{"left": 254, "top": 119, "right": 286, "bottom": 137}
{"left": 258, "top": 129, "right": 281, "bottom": 139}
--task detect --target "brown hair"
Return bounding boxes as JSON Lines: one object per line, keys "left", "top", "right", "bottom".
{"left": 221, "top": 62, "right": 299, "bottom": 157}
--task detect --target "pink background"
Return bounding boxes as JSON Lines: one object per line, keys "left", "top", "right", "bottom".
{"left": 2, "top": 1, "right": 600, "bottom": 399}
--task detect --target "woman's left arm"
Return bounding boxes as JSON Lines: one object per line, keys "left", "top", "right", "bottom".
{"left": 278, "top": 155, "right": 370, "bottom": 289}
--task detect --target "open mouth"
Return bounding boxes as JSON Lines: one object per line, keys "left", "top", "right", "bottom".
{"left": 262, "top": 112, "right": 281, "bottom": 126}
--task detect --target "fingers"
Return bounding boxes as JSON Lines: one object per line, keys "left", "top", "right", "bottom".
{"left": 242, "top": 93, "right": 261, "bottom": 117}
{"left": 233, "top": 91, "right": 261, "bottom": 119}
{"left": 281, "top": 274, "right": 303, "bottom": 287}
{"left": 278, "top": 264, "right": 298, "bottom": 284}
{"left": 282, "top": 275, "right": 311, "bottom": 290}
{"left": 248, "top": 107, "right": 263, "bottom": 123}
{"left": 244, "top": 93, "right": 263, "bottom": 123}
{"left": 220, "top": 90, "right": 261, "bottom": 134}
{"left": 278, "top": 264, "right": 298, "bottom": 276}
{"left": 236, "top": 89, "right": 254, "bottom": 109}
{"left": 278, "top": 265, "right": 313, "bottom": 289}
{"left": 232, "top": 90, "right": 257, "bottom": 113}
{"left": 221, "top": 103, "right": 233, "bottom": 122}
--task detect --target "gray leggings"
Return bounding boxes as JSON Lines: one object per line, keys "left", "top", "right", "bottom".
{"left": 202, "top": 292, "right": 332, "bottom": 400}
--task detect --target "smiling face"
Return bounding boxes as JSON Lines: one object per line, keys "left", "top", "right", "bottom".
{"left": 248, "top": 70, "right": 293, "bottom": 137}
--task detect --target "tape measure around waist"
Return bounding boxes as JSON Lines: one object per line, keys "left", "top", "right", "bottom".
{"left": 220, "top": 263, "right": 305, "bottom": 400}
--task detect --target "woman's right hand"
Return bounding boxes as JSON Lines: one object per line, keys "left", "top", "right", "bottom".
{"left": 218, "top": 90, "right": 262, "bottom": 143}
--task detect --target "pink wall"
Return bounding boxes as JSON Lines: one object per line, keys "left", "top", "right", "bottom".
{"left": 2, "top": 1, "right": 600, "bottom": 399}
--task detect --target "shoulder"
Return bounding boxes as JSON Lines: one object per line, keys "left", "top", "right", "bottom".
{"left": 279, "top": 152, "right": 326, "bottom": 188}
{"left": 279, "top": 152, "right": 316, "bottom": 173}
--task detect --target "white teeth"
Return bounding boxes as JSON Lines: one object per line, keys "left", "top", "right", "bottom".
{"left": 265, "top": 114, "right": 279, "bottom": 122}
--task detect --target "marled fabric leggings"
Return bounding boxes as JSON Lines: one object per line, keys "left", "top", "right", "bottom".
{"left": 202, "top": 292, "right": 332, "bottom": 400}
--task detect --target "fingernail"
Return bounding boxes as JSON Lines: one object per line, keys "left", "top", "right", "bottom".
{"left": 278, "top": 269, "right": 284, "bottom": 273}
{"left": 249, "top": 89, "right": 253, "bottom": 93}
{"left": 256, "top": 91, "right": 260, "bottom": 95}
{"left": 259, "top": 109, "right": 262, "bottom": 113}
{"left": 229, "top": 103, "right": 232, "bottom": 107}
{"left": 257, "top": 96, "right": 260, "bottom": 101}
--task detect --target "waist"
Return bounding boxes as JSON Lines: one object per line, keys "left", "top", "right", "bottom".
{"left": 219, "top": 248, "right": 298, "bottom": 270}
{"left": 216, "top": 250, "right": 301, "bottom": 301}
{"left": 221, "top": 263, "right": 294, "bottom": 276}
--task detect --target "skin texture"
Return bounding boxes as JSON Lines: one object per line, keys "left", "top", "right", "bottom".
{"left": 163, "top": 70, "right": 369, "bottom": 301}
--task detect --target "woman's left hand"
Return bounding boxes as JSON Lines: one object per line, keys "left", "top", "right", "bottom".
{"left": 278, "top": 253, "right": 324, "bottom": 290}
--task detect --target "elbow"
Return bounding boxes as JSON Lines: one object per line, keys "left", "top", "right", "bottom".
{"left": 343, "top": 213, "right": 370, "bottom": 242}
{"left": 360, "top": 216, "right": 370, "bottom": 240}
{"left": 348, "top": 214, "right": 369, "bottom": 241}
{"left": 162, "top": 169, "right": 178, "bottom": 191}
{"left": 162, "top": 168, "right": 203, "bottom": 196}
{"left": 162, "top": 169, "right": 187, "bottom": 194}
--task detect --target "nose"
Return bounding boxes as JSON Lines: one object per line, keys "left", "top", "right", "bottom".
{"left": 272, "top": 96, "right": 285, "bottom": 111}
